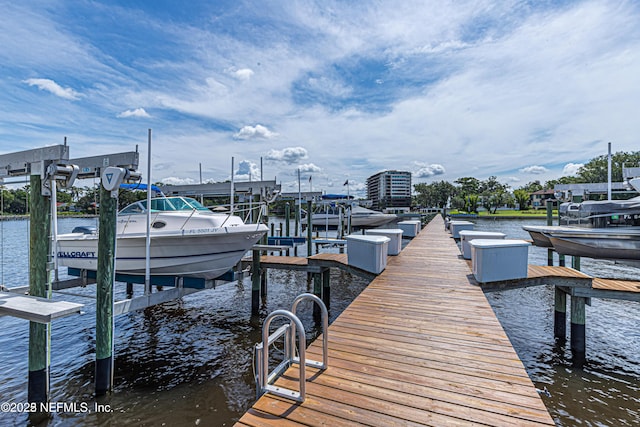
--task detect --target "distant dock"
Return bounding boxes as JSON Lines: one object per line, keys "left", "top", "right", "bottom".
{"left": 236, "top": 215, "right": 555, "bottom": 426}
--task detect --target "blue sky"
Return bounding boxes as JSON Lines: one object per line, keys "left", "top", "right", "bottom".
{"left": 1, "top": 0, "right": 639, "bottom": 196}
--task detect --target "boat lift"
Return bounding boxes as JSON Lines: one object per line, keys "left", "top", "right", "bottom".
{"left": 0, "top": 143, "right": 139, "bottom": 406}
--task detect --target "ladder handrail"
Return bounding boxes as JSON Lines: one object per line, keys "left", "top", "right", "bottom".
{"left": 254, "top": 293, "right": 329, "bottom": 403}
{"left": 290, "top": 293, "right": 328, "bottom": 370}
{"left": 258, "top": 309, "right": 307, "bottom": 402}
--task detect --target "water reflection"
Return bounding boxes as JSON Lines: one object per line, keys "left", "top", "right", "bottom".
{"left": 1, "top": 217, "right": 639, "bottom": 426}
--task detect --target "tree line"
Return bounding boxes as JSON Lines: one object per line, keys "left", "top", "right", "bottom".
{"left": 0, "top": 186, "right": 148, "bottom": 215}
{"left": 413, "top": 151, "right": 640, "bottom": 213}
{"left": 1, "top": 151, "right": 639, "bottom": 215}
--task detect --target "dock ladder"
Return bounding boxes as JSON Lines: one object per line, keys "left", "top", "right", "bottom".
{"left": 254, "top": 293, "right": 328, "bottom": 403}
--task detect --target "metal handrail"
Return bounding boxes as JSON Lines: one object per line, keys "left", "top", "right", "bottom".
{"left": 256, "top": 309, "right": 307, "bottom": 402}
{"left": 254, "top": 294, "right": 329, "bottom": 403}
{"left": 290, "top": 293, "right": 328, "bottom": 370}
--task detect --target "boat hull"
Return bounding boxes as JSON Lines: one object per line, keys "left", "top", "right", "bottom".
{"left": 57, "top": 225, "right": 267, "bottom": 279}
{"left": 522, "top": 225, "right": 576, "bottom": 248}
{"left": 547, "top": 230, "right": 640, "bottom": 260}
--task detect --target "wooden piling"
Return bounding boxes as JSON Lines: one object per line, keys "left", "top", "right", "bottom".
{"left": 285, "top": 203, "right": 291, "bottom": 256}
{"left": 285, "top": 203, "right": 290, "bottom": 236}
{"left": 546, "top": 204, "right": 553, "bottom": 266}
{"left": 570, "top": 296, "right": 587, "bottom": 366}
{"left": 260, "top": 268, "right": 267, "bottom": 299}
{"left": 554, "top": 287, "right": 567, "bottom": 340}
{"left": 321, "top": 268, "right": 330, "bottom": 309}
{"left": 306, "top": 200, "right": 313, "bottom": 257}
{"left": 312, "top": 273, "right": 322, "bottom": 318}
{"left": 95, "top": 185, "right": 117, "bottom": 395}
{"left": 572, "top": 255, "right": 581, "bottom": 270}
{"left": 251, "top": 249, "right": 260, "bottom": 315}
{"left": 28, "top": 174, "right": 50, "bottom": 405}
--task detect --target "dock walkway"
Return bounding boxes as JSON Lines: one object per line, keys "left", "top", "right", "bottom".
{"left": 236, "top": 215, "right": 555, "bottom": 426}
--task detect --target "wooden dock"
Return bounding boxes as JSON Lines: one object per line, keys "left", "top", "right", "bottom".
{"left": 243, "top": 252, "right": 377, "bottom": 280}
{"left": 236, "top": 215, "right": 555, "bottom": 426}
{"left": 478, "top": 261, "right": 640, "bottom": 302}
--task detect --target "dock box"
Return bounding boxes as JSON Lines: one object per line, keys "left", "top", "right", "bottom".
{"left": 346, "top": 234, "right": 390, "bottom": 274}
{"left": 366, "top": 229, "right": 404, "bottom": 255}
{"left": 469, "top": 239, "right": 530, "bottom": 283}
{"left": 397, "top": 220, "right": 421, "bottom": 238}
{"left": 459, "top": 230, "right": 506, "bottom": 260}
{"left": 449, "top": 221, "right": 474, "bottom": 238}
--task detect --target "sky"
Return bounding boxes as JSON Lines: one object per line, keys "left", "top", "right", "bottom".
{"left": 1, "top": 0, "right": 639, "bottom": 197}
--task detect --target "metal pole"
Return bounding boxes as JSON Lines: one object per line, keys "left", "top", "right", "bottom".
{"left": 230, "top": 157, "right": 235, "bottom": 215}
{"left": 145, "top": 129, "right": 152, "bottom": 295}
{"left": 199, "top": 162, "right": 203, "bottom": 204}
{"left": 607, "top": 142, "right": 612, "bottom": 201}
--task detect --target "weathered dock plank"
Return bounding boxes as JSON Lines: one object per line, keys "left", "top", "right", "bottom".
{"left": 236, "top": 215, "right": 555, "bottom": 426}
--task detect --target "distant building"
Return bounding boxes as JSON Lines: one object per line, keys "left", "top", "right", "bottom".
{"left": 366, "top": 170, "right": 412, "bottom": 211}
{"left": 530, "top": 189, "right": 556, "bottom": 209}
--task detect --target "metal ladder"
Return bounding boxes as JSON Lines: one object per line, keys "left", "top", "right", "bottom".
{"left": 254, "top": 293, "right": 328, "bottom": 402}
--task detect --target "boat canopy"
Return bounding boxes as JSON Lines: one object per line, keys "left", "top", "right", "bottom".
{"left": 119, "top": 183, "right": 165, "bottom": 196}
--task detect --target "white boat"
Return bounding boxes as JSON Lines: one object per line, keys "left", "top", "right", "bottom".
{"left": 306, "top": 204, "right": 397, "bottom": 228}
{"left": 522, "top": 225, "right": 577, "bottom": 247}
{"left": 523, "top": 178, "right": 640, "bottom": 259}
{"left": 56, "top": 196, "right": 268, "bottom": 279}
{"left": 545, "top": 227, "right": 640, "bottom": 260}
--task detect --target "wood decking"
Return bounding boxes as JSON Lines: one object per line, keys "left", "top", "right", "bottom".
{"left": 235, "top": 215, "right": 555, "bottom": 426}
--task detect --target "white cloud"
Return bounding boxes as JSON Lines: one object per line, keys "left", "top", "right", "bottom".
{"left": 23, "top": 78, "right": 81, "bottom": 100}
{"left": 233, "top": 124, "right": 278, "bottom": 140}
{"left": 160, "top": 176, "right": 196, "bottom": 185}
{"left": 413, "top": 163, "right": 445, "bottom": 178}
{"left": 297, "top": 163, "right": 322, "bottom": 173}
{"left": 233, "top": 68, "right": 254, "bottom": 81}
{"left": 117, "top": 108, "right": 150, "bottom": 118}
{"left": 562, "top": 163, "right": 583, "bottom": 176}
{"left": 233, "top": 160, "right": 260, "bottom": 181}
{"left": 507, "top": 176, "right": 521, "bottom": 183}
{"left": 265, "top": 147, "right": 308, "bottom": 164}
{"left": 520, "top": 165, "right": 549, "bottom": 175}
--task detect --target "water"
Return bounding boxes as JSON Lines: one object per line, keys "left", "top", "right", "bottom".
{"left": 0, "top": 217, "right": 639, "bottom": 426}
{"left": 473, "top": 217, "right": 640, "bottom": 426}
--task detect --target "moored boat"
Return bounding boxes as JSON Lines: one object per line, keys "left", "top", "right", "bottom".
{"left": 56, "top": 196, "right": 268, "bottom": 279}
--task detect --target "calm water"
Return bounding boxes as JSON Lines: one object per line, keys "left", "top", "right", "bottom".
{"left": 0, "top": 217, "right": 638, "bottom": 426}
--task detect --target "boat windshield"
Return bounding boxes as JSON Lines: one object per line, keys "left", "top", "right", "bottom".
{"left": 120, "top": 197, "right": 210, "bottom": 214}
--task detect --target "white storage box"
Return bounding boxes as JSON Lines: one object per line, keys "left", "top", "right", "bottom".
{"left": 366, "top": 229, "right": 403, "bottom": 255}
{"left": 459, "top": 230, "right": 506, "bottom": 260}
{"left": 397, "top": 220, "right": 421, "bottom": 237}
{"left": 469, "top": 239, "right": 530, "bottom": 283}
{"left": 346, "top": 234, "right": 390, "bottom": 274}
{"left": 449, "top": 221, "right": 474, "bottom": 238}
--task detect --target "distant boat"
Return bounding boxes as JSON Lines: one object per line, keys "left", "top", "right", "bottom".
{"left": 304, "top": 201, "right": 397, "bottom": 229}
{"left": 56, "top": 196, "right": 268, "bottom": 279}
{"left": 523, "top": 178, "right": 640, "bottom": 260}
{"left": 545, "top": 227, "right": 640, "bottom": 260}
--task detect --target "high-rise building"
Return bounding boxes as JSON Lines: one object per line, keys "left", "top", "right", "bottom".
{"left": 366, "top": 170, "right": 412, "bottom": 210}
